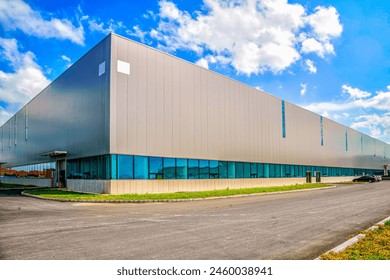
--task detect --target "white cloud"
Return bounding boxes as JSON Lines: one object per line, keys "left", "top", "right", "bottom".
{"left": 0, "top": 0, "right": 84, "bottom": 45}
{"left": 148, "top": 0, "right": 342, "bottom": 76}
{"left": 304, "top": 59, "right": 317, "bottom": 74}
{"left": 301, "top": 38, "right": 334, "bottom": 57}
{"left": 300, "top": 83, "right": 307, "bottom": 95}
{"left": 0, "top": 38, "right": 50, "bottom": 112}
{"left": 195, "top": 58, "right": 209, "bottom": 69}
{"left": 342, "top": 84, "right": 371, "bottom": 100}
{"left": 127, "top": 25, "right": 148, "bottom": 43}
{"left": 61, "top": 55, "right": 72, "bottom": 68}
{"left": 306, "top": 6, "right": 343, "bottom": 42}
{"left": 88, "top": 18, "right": 125, "bottom": 34}
{"left": 0, "top": 106, "right": 12, "bottom": 126}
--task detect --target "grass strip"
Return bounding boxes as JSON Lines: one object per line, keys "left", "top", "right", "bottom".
{"left": 321, "top": 220, "right": 390, "bottom": 260}
{"left": 24, "top": 183, "right": 331, "bottom": 201}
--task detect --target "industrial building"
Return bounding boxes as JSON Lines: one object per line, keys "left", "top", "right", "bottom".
{"left": 0, "top": 33, "right": 389, "bottom": 194}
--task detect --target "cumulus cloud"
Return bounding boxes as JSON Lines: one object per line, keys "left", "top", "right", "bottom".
{"left": 196, "top": 58, "right": 209, "bottom": 69}
{"left": 139, "top": 0, "right": 343, "bottom": 76}
{"left": 0, "top": 0, "right": 85, "bottom": 45}
{"left": 0, "top": 106, "right": 12, "bottom": 126}
{"left": 342, "top": 84, "right": 371, "bottom": 100}
{"left": 126, "top": 25, "right": 148, "bottom": 43}
{"left": 306, "top": 6, "right": 343, "bottom": 41}
{"left": 88, "top": 18, "right": 125, "bottom": 34}
{"left": 300, "top": 83, "right": 307, "bottom": 95}
{"left": 304, "top": 59, "right": 317, "bottom": 73}
{"left": 303, "top": 85, "right": 390, "bottom": 142}
{"left": 0, "top": 38, "right": 50, "bottom": 124}
{"left": 61, "top": 55, "right": 72, "bottom": 68}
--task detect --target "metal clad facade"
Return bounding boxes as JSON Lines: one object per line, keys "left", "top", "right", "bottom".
{"left": 110, "top": 34, "right": 388, "bottom": 170}
{"left": 0, "top": 36, "right": 111, "bottom": 167}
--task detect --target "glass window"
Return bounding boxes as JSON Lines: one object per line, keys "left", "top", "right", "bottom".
{"left": 285, "top": 165, "right": 291, "bottom": 177}
{"left": 282, "top": 100, "right": 286, "bottom": 138}
{"left": 81, "top": 158, "right": 91, "bottom": 179}
{"left": 257, "top": 163, "right": 264, "bottom": 178}
{"left": 111, "top": 154, "right": 117, "bottom": 179}
{"left": 250, "top": 163, "right": 257, "bottom": 178}
{"left": 281, "top": 164, "right": 286, "bottom": 177}
{"left": 235, "top": 162, "right": 243, "bottom": 178}
{"left": 176, "top": 158, "right": 187, "bottom": 179}
{"left": 199, "top": 160, "right": 209, "bottom": 179}
{"left": 275, "top": 164, "right": 281, "bottom": 178}
{"left": 188, "top": 159, "right": 199, "bottom": 179}
{"left": 228, "top": 162, "right": 235, "bottom": 178}
{"left": 163, "top": 158, "right": 176, "bottom": 179}
{"left": 118, "top": 155, "right": 133, "bottom": 179}
{"left": 149, "top": 157, "right": 163, "bottom": 179}
{"left": 269, "top": 164, "right": 275, "bottom": 178}
{"left": 134, "top": 156, "right": 148, "bottom": 179}
{"left": 219, "top": 161, "right": 228, "bottom": 178}
{"left": 90, "top": 157, "right": 98, "bottom": 179}
{"left": 243, "top": 163, "right": 251, "bottom": 178}
{"left": 209, "top": 160, "right": 219, "bottom": 178}
{"left": 264, "top": 163, "right": 270, "bottom": 178}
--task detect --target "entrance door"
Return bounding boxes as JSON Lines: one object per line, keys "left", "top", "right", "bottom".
{"left": 57, "top": 160, "right": 67, "bottom": 187}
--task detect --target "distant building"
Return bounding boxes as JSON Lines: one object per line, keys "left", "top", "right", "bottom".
{"left": 0, "top": 34, "right": 389, "bottom": 193}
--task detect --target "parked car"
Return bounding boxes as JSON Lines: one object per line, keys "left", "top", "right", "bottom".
{"left": 352, "top": 175, "right": 377, "bottom": 183}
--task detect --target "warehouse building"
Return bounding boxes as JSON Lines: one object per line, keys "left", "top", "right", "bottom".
{"left": 0, "top": 33, "right": 389, "bottom": 194}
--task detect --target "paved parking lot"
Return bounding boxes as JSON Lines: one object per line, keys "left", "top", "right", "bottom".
{"left": 1, "top": 181, "right": 390, "bottom": 259}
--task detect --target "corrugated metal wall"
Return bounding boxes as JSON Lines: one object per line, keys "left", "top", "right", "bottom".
{"left": 110, "top": 34, "right": 389, "bottom": 169}
{"left": 0, "top": 36, "right": 111, "bottom": 167}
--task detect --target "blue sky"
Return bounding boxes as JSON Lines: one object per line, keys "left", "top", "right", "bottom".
{"left": 1, "top": 0, "right": 389, "bottom": 142}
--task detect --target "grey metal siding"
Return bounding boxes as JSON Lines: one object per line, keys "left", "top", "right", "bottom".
{"left": 0, "top": 36, "right": 111, "bottom": 167}
{"left": 109, "top": 34, "right": 389, "bottom": 170}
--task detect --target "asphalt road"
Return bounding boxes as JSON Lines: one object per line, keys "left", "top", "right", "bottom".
{"left": 1, "top": 181, "right": 390, "bottom": 260}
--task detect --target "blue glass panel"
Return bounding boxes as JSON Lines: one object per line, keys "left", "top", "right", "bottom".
{"left": 250, "top": 163, "right": 257, "bottom": 178}
{"left": 275, "top": 164, "right": 281, "bottom": 178}
{"left": 285, "top": 165, "right": 291, "bottom": 177}
{"left": 199, "top": 160, "right": 209, "bottom": 179}
{"left": 264, "top": 163, "right": 270, "bottom": 178}
{"left": 281, "top": 164, "right": 286, "bottom": 177}
{"left": 228, "top": 162, "right": 235, "bottom": 178}
{"left": 176, "top": 158, "right": 187, "bottom": 179}
{"left": 320, "top": 116, "right": 323, "bottom": 146}
{"left": 134, "top": 156, "right": 148, "bottom": 179}
{"left": 243, "top": 163, "right": 251, "bottom": 178}
{"left": 111, "top": 154, "right": 117, "bottom": 179}
{"left": 235, "top": 162, "right": 244, "bottom": 178}
{"left": 219, "top": 161, "right": 228, "bottom": 178}
{"left": 209, "top": 160, "right": 219, "bottom": 178}
{"left": 188, "top": 159, "right": 199, "bottom": 179}
{"left": 269, "top": 164, "right": 275, "bottom": 178}
{"left": 257, "top": 163, "right": 264, "bottom": 178}
{"left": 118, "top": 155, "right": 133, "bottom": 179}
{"left": 149, "top": 157, "right": 163, "bottom": 179}
{"left": 163, "top": 158, "right": 176, "bottom": 179}
{"left": 282, "top": 100, "right": 286, "bottom": 138}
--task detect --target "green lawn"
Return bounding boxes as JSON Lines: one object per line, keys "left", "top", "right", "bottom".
{"left": 321, "top": 220, "right": 390, "bottom": 260}
{"left": 24, "top": 183, "right": 331, "bottom": 201}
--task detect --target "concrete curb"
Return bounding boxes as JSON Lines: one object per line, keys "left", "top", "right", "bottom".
{"left": 21, "top": 185, "right": 336, "bottom": 203}
{"left": 315, "top": 215, "right": 390, "bottom": 260}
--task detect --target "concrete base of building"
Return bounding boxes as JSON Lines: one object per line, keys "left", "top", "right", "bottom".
{"left": 66, "top": 176, "right": 354, "bottom": 194}
{"left": 0, "top": 177, "right": 52, "bottom": 188}
{"left": 67, "top": 179, "right": 111, "bottom": 194}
